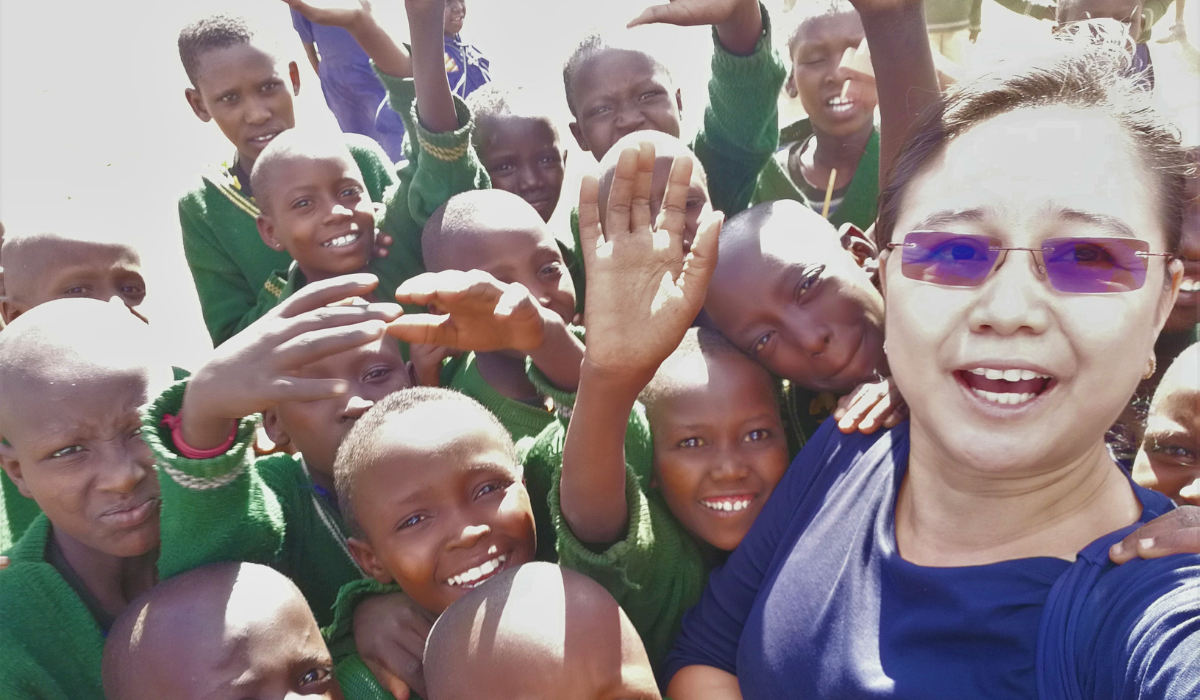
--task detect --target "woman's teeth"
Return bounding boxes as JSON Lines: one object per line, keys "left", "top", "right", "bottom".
{"left": 1180, "top": 278, "right": 1200, "bottom": 292}
{"left": 446, "top": 554, "right": 507, "bottom": 588}
{"left": 963, "top": 367, "right": 1053, "bottom": 407}
{"left": 967, "top": 367, "right": 1049, "bottom": 382}
{"left": 701, "top": 497, "right": 753, "bottom": 513}
{"left": 971, "top": 389, "right": 1038, "bottom": 405}
{"left": 322, "top": 232, "right": 361, "bottom": 248}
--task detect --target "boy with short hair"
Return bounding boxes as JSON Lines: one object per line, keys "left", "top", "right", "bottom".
{"left": 751, "top": 0, "right": 881, "bottom": 230}
{"left": 1133, "top": 342, "right": 1200, "bottom": 504}
{"left": 423, "top": 562, "right": 661, "bottom": 700}
{"left": 177, "top": 12, "right": 397, "bottom": 345}
{"left": 103, "top": 562, "right": 345, "bottom": 700}
{"left": 467, "top": 85, "right": 568, "bottom": 224}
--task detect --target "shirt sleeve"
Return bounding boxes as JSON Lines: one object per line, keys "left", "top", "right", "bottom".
{"left": 663, "top": 419, "right": 842, "bottom": 681}
{"left": 989, "top": 0, "right": 1056, "bottom": 22}
{"left": 691, "top": 4, "right": 788, "bottom": 218}
{"left": 1078, "top": 556, "right": 1200, "bottom": 699}
{"left": 291, "top": 8, "right": 315, "bottom": 44}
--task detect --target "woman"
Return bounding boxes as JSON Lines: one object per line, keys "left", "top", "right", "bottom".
{"left": 663, "top": 3, "right": 1199, "bottom": 698}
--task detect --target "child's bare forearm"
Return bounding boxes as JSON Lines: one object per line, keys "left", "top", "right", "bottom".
{"left": 345, "top": 14, "right": 413, "bottom": 78}
{"left": 715, "top": 0, "right": 763, "bottom": 56}
{"left": 303, "top": 42, "right": 321, "bottom": 73}
{"left": 408, "top": 0, "right": 458, "bottom": 133}
{"left": 525, "top": 314, "right": 585, "bottom": 392}
{"left": 859, "top": 4, "right": 939, "bottom": 180}
{"left": 179, "top": 375, "right": 239, "bottom": 452}
{"left": 560, "top": 361, "right": 647, "bottom": 545}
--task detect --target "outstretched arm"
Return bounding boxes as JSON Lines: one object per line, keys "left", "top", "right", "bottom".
{"left": 561, "top": 142, "right": 723, "bottom": 544}
{"left": 630, "top": 0, "right": 763, "bottom": 56}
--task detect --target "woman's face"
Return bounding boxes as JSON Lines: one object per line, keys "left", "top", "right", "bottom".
{"left": 883, "top": 105, "right": 1182, "bottom": 475}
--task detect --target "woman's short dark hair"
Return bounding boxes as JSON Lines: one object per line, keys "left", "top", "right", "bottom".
{"left": 876, "top": 26, "right": 1192, "bottom": 256}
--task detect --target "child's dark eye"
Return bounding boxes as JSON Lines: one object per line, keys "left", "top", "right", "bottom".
{"left": 49, "top": 445, "right": 84, "bottom": 459}
{"left": 678, "top": 437, "right": 705, "bottom": 449}
{"left": 744, "top": 429, "right": 772, "bottom": 442}
{"left": 363, "top": 366, "right": 393, "bottom": 382}
{"left": 639, "top": 90, "right": 664, "bottom": 101}
{"left": 589, "top": 104, "right": 612, "bottom": 117}
{"left": 475, "top": 479, "right": 512, "bottom": 500}
{"left": 492, "top": 163, "right": 515, "bottom": 174}
{"left": 63, "top": 286, "right": 89, "bottom": 296}
{"left": 261, "top": 80, "right": 282, "bottom": 93}
{"left": 750, "top": 331, "right": 775, "bottom": 356}
{"left": 538, "top": 155, "right": 560, "bottom": 166}
{"left": 219, "top": 93, "right": 238, "bottom": 103}
{"left": 795, "top": 265, "right": 825, "bottom": 302}
{"left": 539, "top": 262, "right": 563, "bottom": 277}
{"left": 340, "top": 186, "right": 363, "bottom": 198}
{"left": 291, "top": 197, "right": 313, "bottom": 210}
{"left": 1147, "top": 437, "right": 1198, "bottom": 463}
{"left": 397, "top": 513, "right": 428, "bottom": 530}
{"left": 299, "top": 666, "right": 333, "bottom": 686}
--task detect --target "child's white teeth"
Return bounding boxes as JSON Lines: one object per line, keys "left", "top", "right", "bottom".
{"left": 701, "top": 498, "right": 752, "bottom": 512}
{"left": 446, "top": 554, "right": 507, "bottom": 587}
{"left": 322, "top": 232, "right": 361, "bottom": 248}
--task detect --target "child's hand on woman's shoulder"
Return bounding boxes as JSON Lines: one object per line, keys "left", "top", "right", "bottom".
{"left": 834, "top": 376, "right": 907, "bottom": 434}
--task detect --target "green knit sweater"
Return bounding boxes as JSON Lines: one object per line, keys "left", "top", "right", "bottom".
{"left": 144, "top": 380, "right": 364, "bottom": 628}
{"left": 751, "top": 119, "right": 881, "bottom": 231}
{"left": 178, "top": 134, "right": 396, "bottom": 346}
{"left": 442, "top": 351, "right": 561, "bottom": 445}
{"left": 565, "top": 7, "right": 788, "bottom": 308}
{"left": 0, "top": 517, "right": 111, "bottom": 700}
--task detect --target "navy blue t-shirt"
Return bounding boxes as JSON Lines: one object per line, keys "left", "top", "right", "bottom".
{"left": 664, "top": 420, "right": 1200, "bottom": 699}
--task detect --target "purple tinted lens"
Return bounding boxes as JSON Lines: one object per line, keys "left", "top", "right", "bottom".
{"left": 900, "top": 232, "right": 996, "bottom": 287}
{"left": 1042, "top": 237, "right": 1149, "bottom": 293}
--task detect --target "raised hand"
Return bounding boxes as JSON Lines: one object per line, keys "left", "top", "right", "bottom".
{"left": 180, "top": 274, "right": 402, "bottom": 450}
{"left": 388, "top": 270, "right": 547, "bottom": 353}
{"left": 628, "top": 0, "right": 762, "bottom": 55}
{"left": 281, "top": 0, "right": 373, "bottom": 30}
{"left": 579, "top": 141, "right": 722, "bottom": 385}
{"left": 834, "top": 377, "right": 907, "bottom": 434}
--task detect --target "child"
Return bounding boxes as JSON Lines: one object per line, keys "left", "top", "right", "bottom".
{"left": 177, "top": 12, "right": 397, "bottom": 345}
{"left": 326, "top": 387, "right": 540, "bottom": 690}
{"left": 0, "top": 228, "right": 146, "bottom": 325}
{"left": 279, "top": 0, "right": 491, "bottom": 305}
{"left": 751, "top": 0, "right": 881, "bottom": 230}
{"left": 423, "top": 562, "right": 661, "bottom": 700}
{"left": 408, "top": 188, "right": 585, "bottom": 444}
{"left": 0, "top": 299, "right": 173, "bottom": 700}
{"left": 291, "top": 6, "right": 401, "bottom": 159}
{"left": 467, "top": 85, "right": 568, "bottom": 223}
{"left": 143, "top": 274, "right": 407, "bottom": 628}
{"left": 1133, "top": 342, "right": 1200, "bottom": 504}
{"left": 1056, "top": 0, "right": 1155, "bottom": 89}
{"left": 562, "top": 0, "right": 786, "bottom": 217}
{"left": 102, "top": 562, "right": 345, "bottom": 700}
{"left": 925, "top": 0, "right": 983, "bottom": 62}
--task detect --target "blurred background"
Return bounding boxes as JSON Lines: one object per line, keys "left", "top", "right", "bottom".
{"left": 1, "top": 0, "right": 1196, "bottom": 370}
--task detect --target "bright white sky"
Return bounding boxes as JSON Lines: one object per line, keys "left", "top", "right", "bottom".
{"left": 0, "top": 0, "right": 1195, "bottom": 370}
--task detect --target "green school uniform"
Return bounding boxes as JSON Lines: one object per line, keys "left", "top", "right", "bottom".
{"left": 564, "top": 7, "right": 788, "bottom": 308}
{"left": 144, "top": 380, "right": 364, "bottom": 628}
{"left": 179, "top": 134, "right": 396, "bottom": 346}
{"left": 751, "top": 119, "right": 881, "bottom": 231}
{"left": 0, "top": 517, "right": 111, "bottom": 700}
{"left": 442, "top": 351, "right": 561, "bottom": 445}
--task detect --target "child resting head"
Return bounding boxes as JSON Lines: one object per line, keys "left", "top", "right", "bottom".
{"left": 784, "top": 0, "right": 876, "bottom": 142}
{"left": 0, "top": 225, "right": 146, "bottom": 325}
{"left": 598, "top": 130, "right": 711, "bottom": 253}
{"left": 1133, "top": 342, "right": 1200, "bottom": 504}
{"left": 179, "top": 13, "right": 300, "bottom": 173}
{"left": 335, "top": 387, "right": 537, "bottom": 615}
{"left": 562, "top": 30, "right": 683, "bottom": 160}
{"left": 424, "top": 562, "right": 660, "bottom": 700}
{"left": 467, "top": 85, "right": 568, "bottom": 223}
{"left": 102, "top": 561, "right": 342, "bottom": 700}
{"left": 252, "top": 129, "right": 382, "bottom": 285}
{"left": 0, "top": 299, "right": 172, "bottom": 586}
{"left": 705, "top": 199, "right": 885, "bottom": 394}
{"left": 640, "top": 327, "right": 789, "bottom": 551}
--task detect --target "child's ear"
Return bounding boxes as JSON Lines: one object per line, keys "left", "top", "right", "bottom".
{"left": 675, "top": 88, "right": 684, "bottom": 114}
{"left": 257, "top": 215, "right": 285, "bottom": 252}
{"left": 184, "top": 87, "right": 211, "bottom": 122}
{"left": 347, "top": 537, "right": 395, "bottom": 585}
{"left": 838, "top": 223, "right": 878, "bottom": 269}
{"left": 568, "top": 121, "right": 590, "bottom": 154}
{"left": 261, "top": 409, "right": 291, "bottom": 450}
{"left": 785, "top": 69, "right": 798, "bottom": 98}
{"left": 0, "top": 446, "right": 33, "bottom": 500}
{"left": 288, "top": 61, "right": 301, "bottom": 96}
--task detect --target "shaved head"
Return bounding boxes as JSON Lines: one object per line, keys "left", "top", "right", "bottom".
{"left": 596, "top": 130, "right": 707, "bottom": 225}
{"left": 250, "top": 128, "right": 360, "bottom": 214}
{"left": 424, "top": 562, "right": 660, "bottom": 700}
{"left": 422, "top": 189, "right": 551, "bottom": 273}
{"left": 104, "top": 562, "right": 341, "bottom": 700}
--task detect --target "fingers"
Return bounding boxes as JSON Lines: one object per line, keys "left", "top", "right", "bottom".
{"left": 1110, "top": 505, "right": 1200, "bottom": 563}
{"left": 274, "top": 273, "right": 382, "bottom": 319}
{"left": 1179, "top": 478, "right": 1200, "bottom": 505}
{"left": 677, "top": 209, "right": 722, "bottom": 308}
{"left": 263, "top": 377, "right": 354, "bottom": 404}
{"left": 494, "top": 282, "right": 536, "bottom": 319}
{"left": 629, "top": 142, "right": 657, "bottom": 235}
{"left": 578, "top": 175, "right": 604, "bottom": 272}
{"left": 363, "top": 658, "right": 412, "bottom": 700}
{"left": 273, "top": 318, "right": 389, "bottom": 367}
{"left": 394, "top": 270, "right": 502, "bottom": 309}
{"left": 604, "top": 146, "right": 642, "bottom": 241}
{"left": 628, "top": 2, "right": 673, "bottom": 28}
{"left": 386, "top": 315, "right": 460, "bottom": 347}
{"left": 654, "top": 154, "right": 695, "bottom": 256}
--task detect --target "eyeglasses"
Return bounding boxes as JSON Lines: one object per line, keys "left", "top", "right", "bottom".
{"left": 886, "top": 231, "right": 1175, "bottom": 293}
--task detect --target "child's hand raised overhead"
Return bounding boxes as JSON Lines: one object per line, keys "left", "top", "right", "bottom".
{"left": 628, "top": 0, "right": 763, "bottom": 55}
{"left": 281, "top": 0, "right": 374, "bottom": 29}
{"left": 181, "top": 274, "right": 402, "bottom": 451}
{"left": 388, "top": 270, "right": 548, "bottom": 353}
{"left": 579, "top": 141, "right": 723, "bottom": 387}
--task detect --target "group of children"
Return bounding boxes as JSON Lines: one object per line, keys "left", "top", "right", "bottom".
{"left": 0, "top": 0, "right": 1196, "bottom": 697}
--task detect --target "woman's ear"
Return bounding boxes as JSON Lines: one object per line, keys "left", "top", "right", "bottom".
{"left": 1154, "top": 258, "right": 1185, "bottom": 333}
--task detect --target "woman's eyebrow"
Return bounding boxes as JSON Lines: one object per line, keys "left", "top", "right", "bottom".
{"left": 1056, "top": 208, "right": 1137, "bottom": 238}
{"left": 910, "top": 208, "right": 987, "bottom": 231}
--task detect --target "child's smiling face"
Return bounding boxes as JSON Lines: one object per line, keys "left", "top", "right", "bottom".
{"left": 648, "top": 349, "right": 789, "bottom": 551}
{"left": 568, "top": 48, "right": 682, "bottom": 160}
{"left": 346, "top": 402, "right": 537, "bottom": 614}
{"left": 256, "top": 151, "right": 377, "bottom": 282}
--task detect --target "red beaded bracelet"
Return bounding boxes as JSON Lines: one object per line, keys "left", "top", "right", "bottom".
{"left": 160, "top": 413, "right": 238, "bottom": 460}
